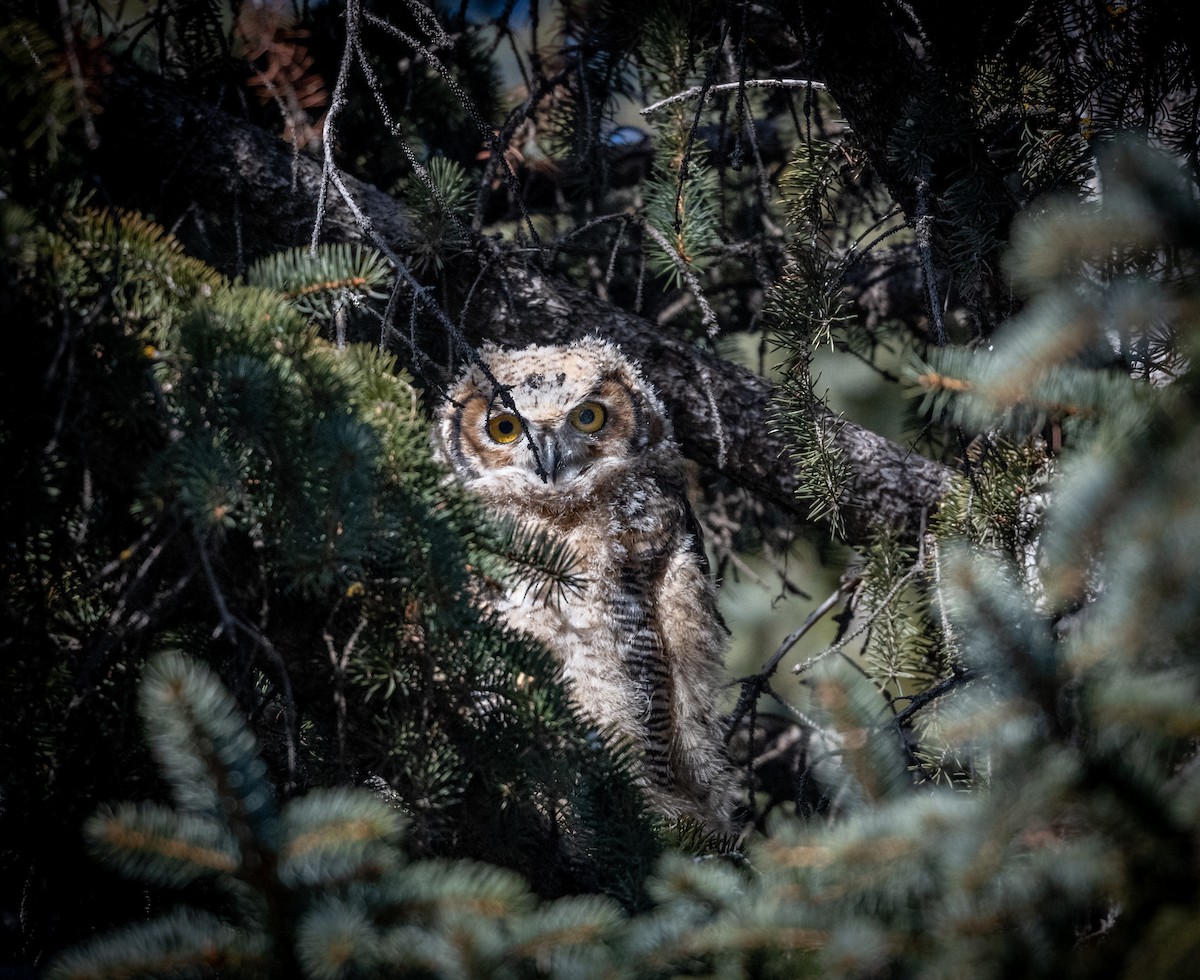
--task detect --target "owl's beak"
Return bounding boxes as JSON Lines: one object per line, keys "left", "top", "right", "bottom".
{"left": 532, "top": 433, "right": 563, "bottom": 484}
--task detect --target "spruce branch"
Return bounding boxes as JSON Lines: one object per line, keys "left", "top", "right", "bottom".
{"left": 141, "top": 651, "right": 282, "bottom": 846}
{"left": 246, "top": 243, "right": 390, "bottom": 321}
{"left": 47, "top": 909, "right": 268, "bottom": 980}
{"left": 85, "top": 803, "right": 240, "bottom": 883}
{"left": 476, "top": 516, "right": 587, "bottom": 608}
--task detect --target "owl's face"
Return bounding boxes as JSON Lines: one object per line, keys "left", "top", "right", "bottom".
{"left": 436, "top": 339, "right": 670, "bottom": 504}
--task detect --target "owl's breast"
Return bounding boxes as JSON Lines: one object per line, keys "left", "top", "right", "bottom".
{"left": 492, "top": 518, "right": 633, "bottom": 679}
{"left": 496, "top": 581, "right": 599, "bottom": 640}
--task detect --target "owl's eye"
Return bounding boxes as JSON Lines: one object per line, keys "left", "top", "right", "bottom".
{"left": 487, "top": 412, "right": 523, "bottom": 444}
{"left": 569, "top": 401, "right": 607, "bottom": 434}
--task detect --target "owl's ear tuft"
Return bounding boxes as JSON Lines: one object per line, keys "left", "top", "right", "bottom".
{"left": 446, "top": 351, "right": 498, "bottom": 405}
{"left": 475, "top": 341, "right": 504, "bottom": 366}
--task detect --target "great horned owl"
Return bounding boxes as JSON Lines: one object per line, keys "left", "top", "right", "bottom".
{"left": 434, "top": 338, "right": 737, "bottom": 830}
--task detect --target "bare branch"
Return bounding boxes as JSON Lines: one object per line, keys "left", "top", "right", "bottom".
{"left": 765, "top": 581, "right": 854, "bottom": 679}
{"left": 914, "top": 162, "right": 947, "bottom": 346}
{"left": 793, "top": 564, "right": 924, "bottom": 674}
{"left": 194, "top": 530, "right": 299, "bottom": 790}
{"left": 641, "top": 78, "right": 827, "bottom": 117}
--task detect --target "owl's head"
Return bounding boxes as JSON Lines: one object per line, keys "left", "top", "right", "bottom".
{"left": 435, "top": 338, "right": 673, "bottom": 503}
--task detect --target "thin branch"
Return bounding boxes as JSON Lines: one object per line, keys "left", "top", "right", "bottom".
{"left": 472, "top": 63, "right": 573, "bottom": 229}
{"left": 725, "top": 581, "right": 853, "bottom": 743}
{"left": 739, "top": 94, "right": 772, "bottom": 206}
{"left": 914, "top": 160, "right": 947, "bottom": 346}
{"left": 642, "top": 221, "right": 719, "bottom": 335}
{"left": 68, "top": 561, "right": 197, "bottom": 713}
{"left": 793, "top": 564, "right": 924, "bottom": 675}
{"left": 890, "top": 666, "right": 975, "bottom": 729}
{"left": 85, "top": 516, "right": 167, "bottom": 587}
{"left": 310, "top": 0, "right": 358, "bottom": 255}
{"left": 57, "top": 0, "right": 100, "bottom": 148}
{"left": 764, "top": 582, "right": 854, "bottom": 679}
{"left": 194, "top": 530, "right": 299, "bottom": 790}
{"left": 362, "top": 8, "right": 539, "bottom": 245}
{"left": 194, "top": 530, "right": 239, "bottom": 639}
{"left": 324, "top": 608, "right": 369, "bottom": 775}
{"left": 641, "top": 78, "right": 828, "bottom": 117}
{"left": 697, "top": 362, "right": 728, "bottom": 469}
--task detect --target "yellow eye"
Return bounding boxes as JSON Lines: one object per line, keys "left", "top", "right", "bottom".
{"left": 569, "top": 401, "right": 606, "bottom": 434}
{"left": 487, "top": 412, "right": 522, "bottom": 444}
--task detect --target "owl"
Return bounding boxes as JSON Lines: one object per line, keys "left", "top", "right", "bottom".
{"left": 435, "top": 338, "right": 738, "bottom": 831}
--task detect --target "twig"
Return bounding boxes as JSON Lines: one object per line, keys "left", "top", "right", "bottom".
{"left": 195, "top": 530, "right": 299, "bottom": 790}
{"left": 698, "top": 363, "right": 728, "bottom": 470}
{"left": 642, "top": 221, "right": 719, "bottom": 335}
{"left": 602, "top": 216, "right": 631, "bottom": 289}
{"left": 195, "top": 530, "right": 239, "bottom": 639}
{"left": 546, "top": 213, "right": 632, "bottom": 270}
{"left": 725, "top": 581, "right": 854, "bottom": 822}
{"left": 889, "top": 666, "right": 975, "bottom": 729}
{"left": 665, "top": 12, "right": 731, "bottom": 246}
{"left": 764, "top": 583, "right": 852, "bottom": 679}
{"left": 56, "top": 0, "right": 100, "bottom": 148}
{"left": 725, "top": 582, "right": 852, "bottom": 741}
{"left": 310, "top": 0, "right": 358, "bottom": 256}
{"left": 471, "top": 63, "right": 573, "bottom": 230}
{"left": 914, "top": 160, "right": 947, "bottom": 346}
{"left": 641, "top": 78, "right": 827, "bottom": 117}
{"left": 738, "top": 94, "right": 772, "bottom": 205}
{"left": 68, "top": 559, "right": 197, "bottom": 713}
{"left": 324, "top": 609, "right": 369, "bottom": 775}
{"left": 86, "top": 517, "right": 167, "bottom": 586}
{"left": 793, "top": 564, "right": 924, "bottom": 674}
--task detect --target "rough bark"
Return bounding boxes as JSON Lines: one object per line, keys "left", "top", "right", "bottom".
{"left": 93, "top": 63, "right": 954, "bottom": 546}
{"left": 94, "top": 66, "right": 414, "bottom": 262}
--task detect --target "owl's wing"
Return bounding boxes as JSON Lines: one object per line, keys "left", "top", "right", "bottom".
{"left": 611, "top": 567, "right": 677, "bottom": 795}
{"left": 681, "top": 494, "right": 729, "bottom": 636}
{"left": 609, "top": 483, "right": 736, "bottom": 826}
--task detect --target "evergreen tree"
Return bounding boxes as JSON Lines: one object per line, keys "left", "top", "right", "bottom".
{"left": 47, "top": 652, "right": 634, "bottom": 980}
